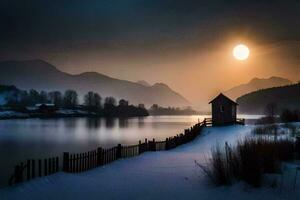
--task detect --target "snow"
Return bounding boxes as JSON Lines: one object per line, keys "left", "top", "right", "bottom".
{"left": 1, "top": 125, "right": 300, "bottom": 200}
{"left": 35, "top": 103, "right": 55, "bottom": 107}
{"left": 0, "top": 111, "right": 29, "bottom": 118}
{"left": 56, "top": 109, "right": 91, "bottom": 115}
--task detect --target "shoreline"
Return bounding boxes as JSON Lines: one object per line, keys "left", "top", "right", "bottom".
{"left": 0, "top": 112, "right": 266, "bottom": 122}
{"left": 0, "top": 111, "right": 149, "bottom": 120}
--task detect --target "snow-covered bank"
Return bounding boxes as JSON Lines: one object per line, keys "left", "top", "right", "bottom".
{"left": 0, "top": 125, "right": 300, "bottom": 200}
{"left": 0, "top": 111, "right": 29, "bottom": 119}
{"left": 0, "top": 109, "right": 93, "bottom": 120}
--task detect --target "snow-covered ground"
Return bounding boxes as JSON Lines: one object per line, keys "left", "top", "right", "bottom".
{"left": 56, "top": 109, "right": 91, "bottom": 115}
{"left": 0, "top": 125, "right": 300, "bottom": 200}
{"left": 0, "top": 109, "right": 90, "bottom": 119}
{"left": 0, "top": 111, "right": 29, "bottom": 118}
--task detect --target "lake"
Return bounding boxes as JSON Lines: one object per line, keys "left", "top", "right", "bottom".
{"left": 0, "top": 115, "right": 259, "bottom": 187}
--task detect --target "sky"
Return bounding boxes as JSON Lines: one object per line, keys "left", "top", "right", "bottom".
{"left": 0, "top": 0, "right": 299, "bottom": 108}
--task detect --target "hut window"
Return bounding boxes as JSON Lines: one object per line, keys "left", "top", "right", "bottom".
{"left": 220, "top": 105, "right": 224, "bottom": 112}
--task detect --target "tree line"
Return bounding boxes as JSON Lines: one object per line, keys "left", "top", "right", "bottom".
{"left": 6, "top": 89, "right": 79, "bottom": 108}
{"left": 255, "top": 102, "right": 300, "bottom": 124}
{"left": 149, "top": 104, "right": 198, "bottom": 115}
{"left": 4, "top": 88, "right": 148, "bottom": 117}
{"left": 236, "top": 82, "right": 300, "bottom": 114}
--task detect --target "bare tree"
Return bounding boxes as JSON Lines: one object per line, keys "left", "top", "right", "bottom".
{"left": 84, "top": 91, "right": 102, "bottom": 110}
{"left": 29, "top": 89, "right": 40, "bottom": 105}
{"left": 39, "top": 91, "right": 48, "bottom": 103}
{"left": 94, "top": 93, "right": 101, "bottom": 108}
{"left": 84, "top": 91, "right": 94, "bottom": 107}
{"left": 49, "top": 91, "right": 63, "bottom": 107}
{"left": 104, "top": 96, "right": 116, "bottom": 108}
{"left": 63, "top": 90, "right": 78, "bottom": 108}
{"left": 19, "top": 91, "right": 29, "bottom": 106}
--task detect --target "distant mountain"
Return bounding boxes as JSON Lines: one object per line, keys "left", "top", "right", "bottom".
{"left": 136, "top": 80, "right": 151, "bottom": 87}
{"left": 224, "top": 77, "right": 293, "bottom": 100}
{"left": 236, "top": 83, "right": 300, "bottom": 114}
{"left": 0, "top": 60, "right": 189, "bottom": 107}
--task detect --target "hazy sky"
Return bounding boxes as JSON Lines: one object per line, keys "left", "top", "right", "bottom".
{"left": 0, "top": 0, "right": 299, "bottom": 107}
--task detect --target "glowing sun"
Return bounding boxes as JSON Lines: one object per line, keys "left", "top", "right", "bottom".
{"left": 233, "top": 44, "right": 250, "bottom": 60}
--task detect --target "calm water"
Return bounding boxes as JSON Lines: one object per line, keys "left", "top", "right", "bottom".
{"left": 0, "top": 115, "right": 259, "bottom": 187}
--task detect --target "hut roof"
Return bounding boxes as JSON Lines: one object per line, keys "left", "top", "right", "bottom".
{"left": 209, "top": 93, "right": 238, "bottom": 105}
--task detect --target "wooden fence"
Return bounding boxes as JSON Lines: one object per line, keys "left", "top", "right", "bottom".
{"left": 204, "top": 118, "right": 245, "bottom": 126}
{"left": 236, "top": 118, "right": 246, "bottom": 125}
{"left": 9, "top": 157, "right": 59, "bottom": 185}
{"left": 9, "top": 118, "right": 229, "bottom": 186}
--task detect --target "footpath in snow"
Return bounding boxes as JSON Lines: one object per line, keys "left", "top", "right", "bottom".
{"left": 0, "top": 125, "right": 300, "bottom": 200}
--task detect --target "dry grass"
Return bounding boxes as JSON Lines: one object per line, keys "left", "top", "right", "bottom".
{"left": 199, "top": 137, "right": 296, "bottom": 187}
{"left": 252, "top": 124, "right": 279, "bottom": 136}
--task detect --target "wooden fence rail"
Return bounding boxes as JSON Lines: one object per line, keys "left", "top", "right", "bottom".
{"left": 9, "top": 157, "right": 59, "bottom": 185}
{"left": 9, "top": 118, "right": 222, "bottom": 186}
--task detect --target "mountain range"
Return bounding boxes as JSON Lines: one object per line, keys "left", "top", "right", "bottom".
{"left": 237, "top": 83, "right": 300, "bottom": 114}
{"left": 0, "top": 60, "right": 189, "bottom": 107}
{"left": 224, "top": 76, "right": 293, "bottom": 100}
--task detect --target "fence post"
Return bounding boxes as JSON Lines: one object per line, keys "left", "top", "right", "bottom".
{"left": 44, "top": 159, "right": 48, "bottom": 175}
{"left": 55, "top": 157, "right": 59, "bottom": 172}
{"left": 138, "top": 140, "right": 142, "bottom": 154}
{"left": 38, "top": 159, "right": 42, "bottom": 177}
{"left": 184, "top": 129, "right": 188, "bottom": 134}
{"left": 63, "top": 152, "right": 69, "bottom": 172}
{"left": 116, "top": 144, "right": 122, "bottom": 159}
{"left": 48, "top": 158, "right": 52, "bottom": 174}
{"left": 52, "top": 157, "right": 55, "bottom": 173}
{"left": 97, "top": 147, "right": 103, "bottom": 166}
{"left": 31, "top": 159, "right": 35, "bottom": 179}
{"left": 152, "top": 138, "right": 156, "bottom": 151}
{"left": 13, "top": 164, "right": 22, "bottom": 184}
{"left": 26, "top": 159, "right": 31, "bottom": 181}
{"left": 165, "top": 138, "right": 169, "bottom": 150}
{"left": 296, "top": 136, "right": 300, "bottom": 159}
{"left": 145, "top": 138, "right": 148, "bottom": 151}
{"left": 75, "top": 154, "right": 79, "bottom": 172}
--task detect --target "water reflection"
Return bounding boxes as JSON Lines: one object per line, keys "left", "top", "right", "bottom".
{"left": 105, "top": 118, "right": 115, "bottom": 128}
{"left": 85, "top": 118, "right": 102, "bottom": 129}
{"left": 138, "top": 117, "right": 145, "bottom": 128}
{"left": 64, "top": 118, "right": 78, "bottom": 129}
{"left": 119, "top": 118, "right": 128, "bottom": 128}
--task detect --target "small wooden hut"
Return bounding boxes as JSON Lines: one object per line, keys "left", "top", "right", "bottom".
{"left": 209, "top": 93, "right": 238, "bottom": 126}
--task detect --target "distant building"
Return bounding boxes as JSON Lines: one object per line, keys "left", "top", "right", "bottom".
{"left": 35, "top": 103, "right": 55, "bottom": 107}
{"left": 35, "top": 103, "right": 56, "bottom": 114}
{"left": 209, "top": 93, "right": 238, "bottom": 126}
{"left": 138, "top": 104, "right": 145, "bottom": 109}
{"left": 119, "top": 99, "right": 129, "bottom": 106}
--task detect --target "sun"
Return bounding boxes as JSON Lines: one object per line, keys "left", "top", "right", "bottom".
{"left": 233, "top": 44, "right": 250, "bottom": 60}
